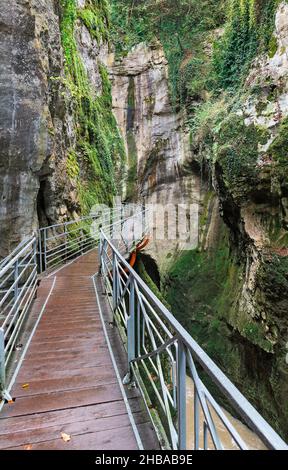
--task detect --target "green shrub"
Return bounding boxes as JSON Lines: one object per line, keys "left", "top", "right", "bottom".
{"left": 213, "top": 0, "right": 280, "bottom": 90}
{"left": 110, "top": 0, "right": 226, "bottom": 108}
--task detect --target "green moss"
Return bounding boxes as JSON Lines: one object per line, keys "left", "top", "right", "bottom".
{"left": 164, "top": 221, "right": 239, "bottom": 329}
{"left": 191, "top": 105, "right": 264, "bottom": 201}
{"left": 242, "top": 322, "right": 274, "bottom": 352}
{"left": 255, "top": 100, "right": 268, "bottom": 115}
{"left": 110, "top": 0, "right": 226, "bottom": 109}
{"left": 217, "top": 116, "right": 260, "bottom": 192}
{"left": 213, "top": 0, "right": 280, "bottom": 90}
{"left": 199, "top": 190, "right": 214, "bottom": 229}
{"left": 257, "top": 256, "right": 288, "bottom": 312}
{"left": 269, "top": 117, "right": 288, "bottom": 165}
{"left": 136, "top": 258, "right": 170, "bottom": 310}
{"left": 66, "top": 150, "right": 80, "bottom": 179}
{"left": 267, "top": 214, "right": 288, "bottom": 250}
{"left": 268, "top": 34, "right": 278, "bottom": 58}
{"left": 60, "top": 0, "right": 126, "bottom": 212}
{"left": 77, "top": 0, "right": 110, "bottom": 43}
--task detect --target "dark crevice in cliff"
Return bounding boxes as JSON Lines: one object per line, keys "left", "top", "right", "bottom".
{"left": 139, "top": 253, "right": 161, "bottom": 290}
{"left": 37, "top": 179, "right": 50, "bottom": 229}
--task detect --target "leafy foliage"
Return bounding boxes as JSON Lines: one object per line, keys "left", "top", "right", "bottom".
{"left": 110, "top": 0, "right": 280, "bottom": 108}
{"left": 110, "top": 0, "right": 226, "bottom": 108}
{"left": 213, "top": 0, "right": 280, "bottom": 89}
{"left": 60, "top": 0, "right": 125, "bottom": 212}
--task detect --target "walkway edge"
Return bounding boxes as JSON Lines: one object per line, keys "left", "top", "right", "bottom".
{"left": 0, "top": 277, "right": 57, "bottom": 414}
{"left": 92, "top": 275, "right": 144, "bottom": 450}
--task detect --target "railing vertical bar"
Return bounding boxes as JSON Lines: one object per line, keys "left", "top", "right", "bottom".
{"left": 177, "top": 340, "right": 187, "bottom": 450}
{"left": 38, "top": 231, "right": 43, "bottom": 273}
{"left": 112, "top": 252, "right": 117, "bottom": 311}
{"left": 204, "top": 422, "right": 208, "bottom": 450}
{"left": 13, "top": 259, "right": 18, "bottom": 302}
{"left": 137, "top": 300, "right": 141, "bottom": 357}
{"left": 0, "top": 327, "right": 5, "bottom": 396}
{"left": 65, "top": 225, "right": 68, "bottom": 263}
{"left": 43, "top": 228, "right": 47, "bottom": 272}
{"left": 127, "top": 277, "right": 136, "bottom": 367}
{"left": 194, "top": 385, "right": 200, "bottom": 450}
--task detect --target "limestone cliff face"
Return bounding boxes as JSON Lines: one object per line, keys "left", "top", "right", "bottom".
{"left": 0, "top": 1, "right": 62, "bottom": 256}
{"left": 165, "top": 2, "right": 288, "bottom": 437}
{"left": 106, "top": 1, "right": 288, "bottom": 437}
{"left": 107, "top": 43, "right": 202, "bottom": 270}
{"left": 0, "top": 0, "right": 119, "bottom": 258}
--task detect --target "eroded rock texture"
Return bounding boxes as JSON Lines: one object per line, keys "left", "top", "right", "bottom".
{"left": 165, "top": 2, "right": 288, "bottom": 438}
{"left": 107, "top": 43, "right": 202, "bottom": 270}
{"left": 0, "top": 0, "right": 118, "bottom": 258}
{"left": 0, "top": 1, "right": 60, "bottom": 256}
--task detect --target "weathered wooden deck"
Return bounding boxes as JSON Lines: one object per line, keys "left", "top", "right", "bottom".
{"left": 0, "top": 251, "right": 158, "bottom": 450}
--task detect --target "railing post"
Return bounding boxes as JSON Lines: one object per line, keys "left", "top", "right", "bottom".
{"left": 64, "top": 225, "right": 68, "bottom": 262}
{"left": 128, "top": 278, "right": 136, "bottom": 364}
{"left": 0, "top": 327, "right": 5, "bottom": 396}
{"left": 0, "top": 327, "right": 12, "bottom": 402}
{"left": 194, "top": 384, "right": 200, "bottom": 450}
{"left": 123, "top": 277, "right": 136, "bottom": 384}
{"left": 43, "top": 228, "right": 47, "bottom": 272}
{"left": 112, "top": 252, "right": 117, "bottom": 311}
{"left": 38, "top": 231, "right": 43, "bottom": 273}
{"left": 177, "top": 340, "right": 187, "bottom": 450}
{"left": 14, "top": 259, "right": 19, "bottom": 302}
{"left": 33, "top": 237, "right": 37, "bottom": 266}
{"left": 97, "top": 235, "right": 103, "bottom": 276}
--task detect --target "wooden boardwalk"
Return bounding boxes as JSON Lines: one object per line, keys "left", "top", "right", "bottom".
{"left": 0, "top": 251, "right": 157, "bottom": 450}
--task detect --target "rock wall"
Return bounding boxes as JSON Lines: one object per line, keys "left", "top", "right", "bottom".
{"left": 0, "top": 0, "right": 122, "bottom": 258}
{"left": 165, "top": 2, "right": 288, "bottom": 438}
{"left": 107, "top": 43, "right": 202, "bottom": 271}
{"left": 0, "top": 1, "right": 62, "bottom": 256}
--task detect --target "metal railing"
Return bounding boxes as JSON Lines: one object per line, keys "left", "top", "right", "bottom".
{"left": 1, "top": 206, "right": 287, "bottom": 450}
{"left": 97, "top": 220, "right": 288, "bottom": 450}
{"left": 0, "top": 236, "right": 37, "bottom": 400}
{"left": 0, "top": 206, "right": 143, "bottom": 400}
{"left": 38, "top": 206, "right": 144, "bottom": 274}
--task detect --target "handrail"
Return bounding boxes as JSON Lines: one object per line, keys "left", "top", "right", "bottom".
{"left": 0, "top": 236, "right": 36, "bottom": 278}
{"left": 0, "top": 237, "right": 34, "bottom": 271}
{"left": 1, "top": 207, "right": 287, "bottom": 450}
{"left": 0, "top": 207, "right": 145, "bottom": 402}
{"left": 98, "top": 219, "right": 288, "bottom": 451}
{"left": 37, "top": 207, "right": 139, "bottom": 273}
{"left": 0, "top": 236, "right": 37, "bottom": 401}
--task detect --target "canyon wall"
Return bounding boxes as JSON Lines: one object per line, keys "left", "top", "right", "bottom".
{"left": 0, "top": 0, "right": 287, "bottom": 439}
{"left": 109, "top": 0, "right": 288, "bottom": 438}
{"left": 107, "top": 43, "right": 202, "bottom": 271}
{"left": 0, "top": 0, "right": 123, "bottom": 258}
{"left": 164, "top": 2, "right": 288, "bottom": 438}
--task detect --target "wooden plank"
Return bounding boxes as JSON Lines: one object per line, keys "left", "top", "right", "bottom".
{"left": 0, "top": 401, "right": 130, "bottom": 434}
{"left": 1, "top": 385, "right": 123, "bottom": 418}
{"left": 13, "top": 374, "right": 117, "bottom": 398}
{"left": 23, "top": 345, "right": 108, "bottom": 363}
{"left": 6, "top": 425, "right": 138, "bottom": 450}
{"left": 18, "top": 353, "right": 112, "bottom": 374}
{"left": 26, "top": 338, "right": 105, "bottom": 354}
{"left": 0, "top": 413, "right": 135, "bottom": 449}
{"left": 30, "top": 332, "right": 103, "bottom": 344}
{"left": 15, "top": 364, "right": 115, "bottom": 384}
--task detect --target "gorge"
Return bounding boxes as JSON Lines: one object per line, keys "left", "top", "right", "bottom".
{"left": 0, "top": 0, "right": 288, "bottom": 441}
